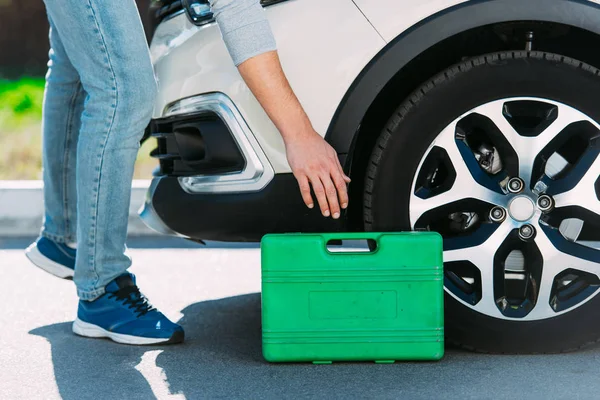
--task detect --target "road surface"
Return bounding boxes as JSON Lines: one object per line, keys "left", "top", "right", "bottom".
{"left": 1, "top": 237, "right": 599, "bottom": 400}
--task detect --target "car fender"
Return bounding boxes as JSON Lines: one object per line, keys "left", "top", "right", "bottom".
{"left": 326, "top": 0, "right": 600, "bottom": 160}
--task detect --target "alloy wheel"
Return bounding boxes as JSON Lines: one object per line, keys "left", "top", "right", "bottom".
{"left": 410, "top": 97, "right": 600, "bottom": 321}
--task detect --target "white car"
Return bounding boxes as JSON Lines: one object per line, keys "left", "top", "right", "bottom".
{"left": 140, "top": 0, "right": 600, "bottom": 353}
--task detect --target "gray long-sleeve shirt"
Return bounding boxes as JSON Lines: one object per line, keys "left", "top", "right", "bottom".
{"left": 209, "top": 0, "right": 277, "bottom": 66}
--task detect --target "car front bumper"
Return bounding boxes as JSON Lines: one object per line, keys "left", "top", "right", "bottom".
{"left": 139, "top": 174, "right": 345, "bottom": 242}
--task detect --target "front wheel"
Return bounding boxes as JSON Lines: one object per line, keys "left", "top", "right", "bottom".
{"left": 365, "top": 51, "right": 600, "bottom": 353}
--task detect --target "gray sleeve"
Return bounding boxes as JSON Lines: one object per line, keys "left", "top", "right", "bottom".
{"left": 209, "top": 0, "right": 278, "bottom": 66}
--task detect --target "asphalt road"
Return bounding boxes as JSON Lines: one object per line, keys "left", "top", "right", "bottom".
{"left": 2, "top": 237, "right": 600, "bottom": 400}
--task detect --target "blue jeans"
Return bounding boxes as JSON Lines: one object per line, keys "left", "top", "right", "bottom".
{"left": 41, "top": 0, "right": 157, "bottom": 300}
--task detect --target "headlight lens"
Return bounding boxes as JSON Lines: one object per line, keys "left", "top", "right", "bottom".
{"left": 182, "top": 0, "right": 289, "bottom": 26}
{"left": 181, "top": 0, "right": 213, "bottom": 26}
{"left": 260, "top": 0, "right": 289, "bottom": 5}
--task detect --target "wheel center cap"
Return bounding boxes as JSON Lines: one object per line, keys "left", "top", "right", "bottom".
{"left": 509, "top": 196, "right": 535, "bottom": 221}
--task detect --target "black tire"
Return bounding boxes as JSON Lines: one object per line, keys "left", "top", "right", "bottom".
{"left": 364, "top": 51, "right": 600, "bottom": 353}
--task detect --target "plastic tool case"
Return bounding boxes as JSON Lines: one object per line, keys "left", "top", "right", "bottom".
{"left": 261, "top": 232, "right": 444, "bottom": 363}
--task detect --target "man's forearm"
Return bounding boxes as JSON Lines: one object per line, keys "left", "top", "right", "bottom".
{"left": 210, "top": 0, "right": 309, "bottom": 137}
{"left": 238, "top": 51, "right": 351, "bottom": 218}
{"left": 238, "top": 51, "right": 315, "bottom": 145}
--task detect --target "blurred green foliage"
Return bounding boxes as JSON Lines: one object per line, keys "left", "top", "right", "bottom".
{"left": 0, "top": 78, "right": 44, "bottom": 127}
{"left": 0, "top": 78, "right": 45, "bottom": 179}
{"left": 0, "top": 78, "right": 156, "bottom": 180}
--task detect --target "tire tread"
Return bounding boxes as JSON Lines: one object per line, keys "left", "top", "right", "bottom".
{"left": 363, "top": 50, "right": 600, "bottom": 353}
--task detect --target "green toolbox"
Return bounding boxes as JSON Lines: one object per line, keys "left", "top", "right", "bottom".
{"left": 261, "top": 232, "right": 444, "bottom": 363}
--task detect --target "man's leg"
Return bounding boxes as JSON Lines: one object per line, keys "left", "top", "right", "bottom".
{"left": 41, "top": 0, "right": 183, "bottom": 344}
{"left": 43, "top": 0, "right": 156, "bottom": 299}
{"left": 25, "top": 17, "right": 82, "bottom": 279}
{"left": 41, "top": 17, "right": 82, "bottom": 246}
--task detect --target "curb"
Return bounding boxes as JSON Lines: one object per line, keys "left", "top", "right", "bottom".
{"left": 0, "top": 180, "right": 158, "bottom": 237}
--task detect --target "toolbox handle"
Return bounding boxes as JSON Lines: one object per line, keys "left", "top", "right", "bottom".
{"left": 324, "top": 233, "right": 380, "bottom": 255}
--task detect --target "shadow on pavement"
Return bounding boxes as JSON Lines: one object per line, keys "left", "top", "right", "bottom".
{"left": 29, "top": 294, "right": 265, "bottom": 400}
{"left": 31, "top": 293, "right": 600, "bottom": 399}
{"left": 29, "top": 322, "right": 157, "bottom": 399}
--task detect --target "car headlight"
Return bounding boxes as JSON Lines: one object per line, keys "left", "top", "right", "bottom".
{"left": 181, "top": 0, "right": 289, "bottom": 26}
{"left": 260, "top": 0, "right": 289, "bottom": 5}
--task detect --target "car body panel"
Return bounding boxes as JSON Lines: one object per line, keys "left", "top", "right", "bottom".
{"left": 150, "top": 0, "right": 385, "bottom": 174}
{"left": 353, "top": 0, "right": 467, "bottom": 42}
{"left": 355, "top": 0, "right": 600, "bottom": 43}
{"left": 327, "top": 0, "right": 600, "bottom": 159}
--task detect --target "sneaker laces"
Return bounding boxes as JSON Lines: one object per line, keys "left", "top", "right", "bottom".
{"left": 108, "top": 286, "right": 156, "bottom": 317}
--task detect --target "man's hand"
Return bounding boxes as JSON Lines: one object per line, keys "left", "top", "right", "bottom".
{"left": 238, "top": 51, "right": 350, "bottom": 218}
{"left": 285, "top": 131, "right": 351, "bottom": 219}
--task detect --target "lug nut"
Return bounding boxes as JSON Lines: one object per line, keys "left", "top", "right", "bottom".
{"left": 490, "top": 206, "right": 507, "bottom": 223}
{"left": 508, "top": 177, "right": 525, "bottom": 194}
{"left": 519, "top": 224, "right": 536, "bottom": 240}
{"left": 533, "top": 180, "right": 548, "bottom": 195}
{"left": 537, "top": 195, "right": 554, "bottom": 212}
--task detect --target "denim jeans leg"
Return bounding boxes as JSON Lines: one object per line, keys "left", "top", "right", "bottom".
{"left": 42, "top": 0, "right": 157, "bottom": 300}
{"left": 41, "top": 17, "right": 82, "bottom": 245}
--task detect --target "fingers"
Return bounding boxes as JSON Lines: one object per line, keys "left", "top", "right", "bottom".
{"left": 336, "top": 159, "right": 351, "bottom": 184}
{"left": 332, "top": 168, "right": 349, "bottom": 210}
{"left": 321, "top": 175, "right": 341, "bottom": 219}
{"left": 333, "top": 160, "right": 350, "bottom": 208}
{"left": 309, "top": 176, "right": 330, "bottom": 217}
{"left": 308, "top": 160, "right": 350, "bottom": 218}
{"left": 299, "top": 172, "right": 344, "bottom": 218}
{"left": 342, "top": 170, "right": 352, "bottom": 183}
{"left": 292, "top": 146, "right": 351, "bottom": 218}
{"left": 296, "top": 175, "right": 314, "bottom": 209}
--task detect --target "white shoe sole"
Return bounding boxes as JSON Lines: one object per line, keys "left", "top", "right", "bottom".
{"left": 72, "top": 318, "right": 181, "bottom": 345}
{"left": 25, "top": 244, "right": 74, "bottom": 279}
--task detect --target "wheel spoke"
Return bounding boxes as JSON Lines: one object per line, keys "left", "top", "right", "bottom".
{"left": 521, "top": 222, "right": 600, "bottom": 319}
{"left": 537, "top": 222, "right": 600, "bottom": 277}
{"left": 526, "top": 276, "right": 556, "bottom": 319}
{"left": 474, "top": 101, "right": 529, "bottom": 181}
{"left": 552, "top": 150, "right": 600, "bottom": 216}
{"left": 531, "top": 103, "right": 587, "bottom": 157}
{"left": 410, "top": 190, "right": 496, "bottom": 225}
{"left": 443, "top": 223, "right": 499, "bottom": 251}
{"left": 411, "top": 124, "right": 504, "bottom": 223}
{"left": 558, "top": 252, "right": 600, "bottom": 278}
{"left": 529, "top": 225, "right": 565, "bottom": 318}
{"left": 445, "top": 246, "right": 500, "bottom": 315}
{"left": 473, "top": 101, "right": 588, "bottom": 187}
{"left": 444, "top": 222, "right": 513, "bottom": 318}
{"left": 475, "top": 257, "right": 499, "bottom": 316}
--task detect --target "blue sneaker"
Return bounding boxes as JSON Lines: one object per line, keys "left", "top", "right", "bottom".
{"left": 72, "top": 273, "right": 184, "bottom": 345}
{"left": 25, "top": 237, "right": 76, "bottom": 279}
